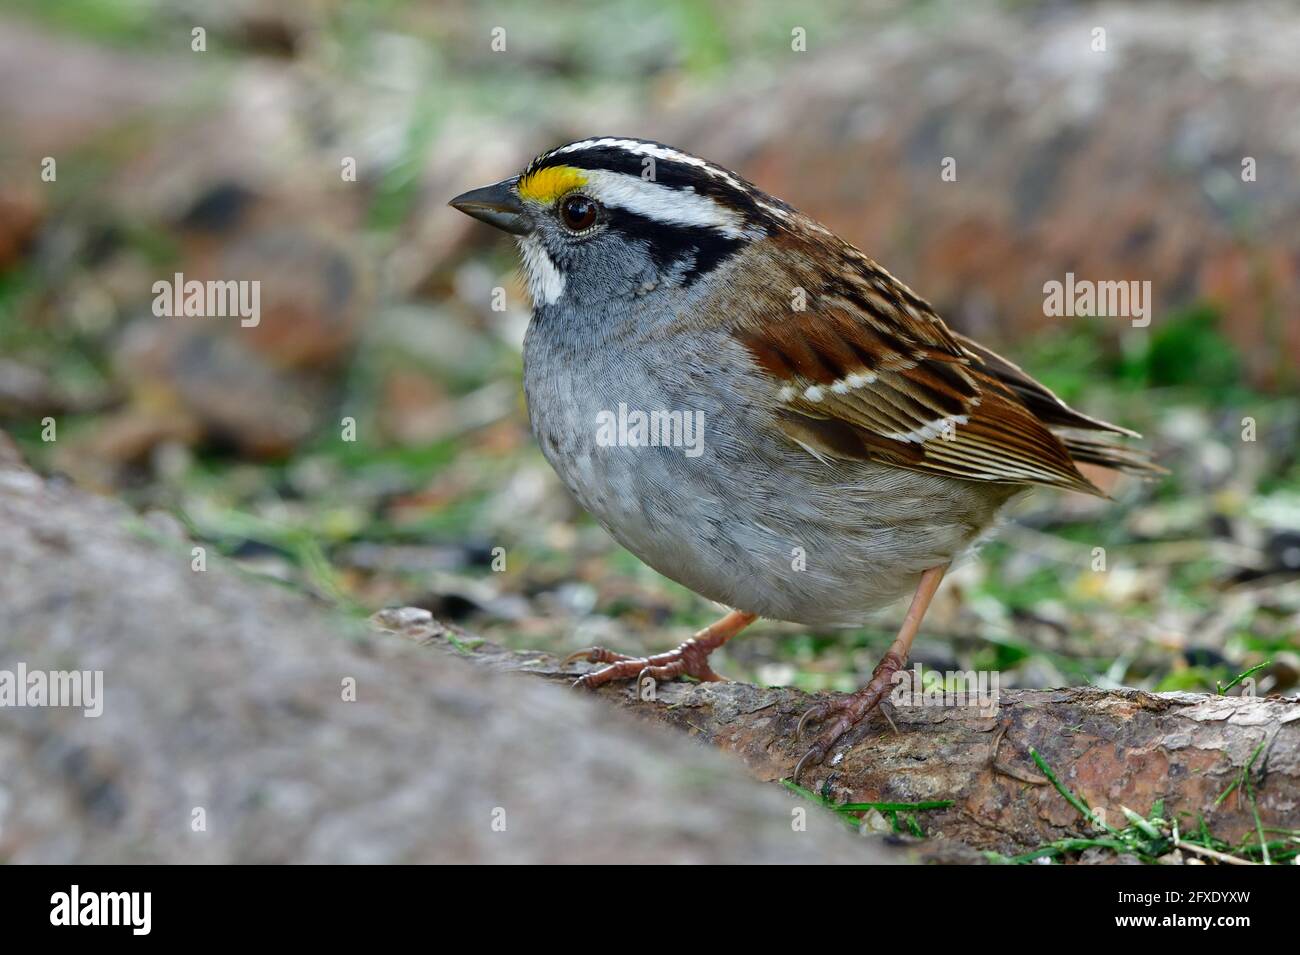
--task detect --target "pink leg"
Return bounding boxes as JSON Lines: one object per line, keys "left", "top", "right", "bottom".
{"left": 793, "top": 564, "right": 949, "bottom": 782}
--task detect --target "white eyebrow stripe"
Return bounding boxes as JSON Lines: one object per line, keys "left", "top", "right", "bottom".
{"left": 580, "top": 169, "right": 750, "bottom": 236}
{"left": 551, "top": 138, "right": 743, "bottom": 188}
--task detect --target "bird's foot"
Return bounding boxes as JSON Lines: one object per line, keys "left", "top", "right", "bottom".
{"left": 792, "top": 648, "right": 905, "bottom": 784}
{"left": 562, "top": 610, "right": 758, "bottom": 691}
{"left": 563, "top": 637, "right": 724, "bottom": 689}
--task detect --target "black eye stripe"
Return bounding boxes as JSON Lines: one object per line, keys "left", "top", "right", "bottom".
{"left": 600, "top": 207, "right": 744, "bottom": 286}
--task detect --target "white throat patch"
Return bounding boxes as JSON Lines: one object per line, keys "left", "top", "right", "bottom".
{"left": 518, "top": 235, "right": 566, "bottom": 305}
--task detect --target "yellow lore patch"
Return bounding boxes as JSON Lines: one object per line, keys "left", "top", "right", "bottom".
{"left": 517, "top": 165, "right": 588, "bottom": 204}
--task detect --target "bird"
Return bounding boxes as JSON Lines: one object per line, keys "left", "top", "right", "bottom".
{"left": 449, "top": 137, "right": 1158, "bottom": 781}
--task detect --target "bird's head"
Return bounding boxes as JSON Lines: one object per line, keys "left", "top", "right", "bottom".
{"left": 449, "top": 137, "right": 796, "bottom": 309}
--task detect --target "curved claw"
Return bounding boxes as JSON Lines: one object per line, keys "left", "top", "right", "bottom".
{"left": 797, "top": 704, "right": 827, "bottom": 739}
{"left": 561, "top": 646, "right": 631, "bottom": 668}
{"left": 561, "top": 648, "right": 593, "bottom": 667}
{"left": 792, "top": 746, "right": 823, "bottom": 785}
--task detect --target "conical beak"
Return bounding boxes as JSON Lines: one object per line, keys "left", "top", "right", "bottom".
{"left": 448, "top": 178, "right": 529, "bottom": 235}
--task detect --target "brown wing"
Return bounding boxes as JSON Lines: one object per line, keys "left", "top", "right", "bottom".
{"left": 950, "top": 332, "right": 1139, "bottom": 437}
{"left": 730, "top": 247, "right": 1155, "bottom": 495}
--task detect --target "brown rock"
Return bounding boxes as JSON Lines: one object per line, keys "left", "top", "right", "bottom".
{"left": 0, "top": 434, "right": 896, "bottom": 863}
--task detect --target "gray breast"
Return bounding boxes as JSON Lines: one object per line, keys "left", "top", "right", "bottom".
{"left": 522, "top": 315, "right": 1015, "bottom": 627}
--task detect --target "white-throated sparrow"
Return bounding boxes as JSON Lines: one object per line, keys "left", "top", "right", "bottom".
{"left": 450, "top": 137, "right": 1158, "bottom": 780}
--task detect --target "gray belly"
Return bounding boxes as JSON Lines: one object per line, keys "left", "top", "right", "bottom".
{"left": 523, "top": 328, "right": 1014, "bottom": 627}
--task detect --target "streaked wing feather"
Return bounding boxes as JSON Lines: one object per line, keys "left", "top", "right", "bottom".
{"left": 731, "top": 247, "right": 1155, "bottom": 495}
{"left": 954, "top": 332, "right": 1140, "bottom": 438}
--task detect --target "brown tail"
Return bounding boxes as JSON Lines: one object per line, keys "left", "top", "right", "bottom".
{"left": 1058, "top": 432, "right": 1166, "bottom": 477}
{"left": 956, "top": 332, "right": 1165, "bottom": 480}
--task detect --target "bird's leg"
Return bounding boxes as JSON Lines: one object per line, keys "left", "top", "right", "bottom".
{"left": 564, "top": 609, "right": 758, "bottom": 689}
{"left": 793, "top": 563, "right": 949, "bottom": 783}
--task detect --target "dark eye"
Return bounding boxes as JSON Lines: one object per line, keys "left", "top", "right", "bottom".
{"left": 559, "top": 194, "right": 599, "bottom": 232}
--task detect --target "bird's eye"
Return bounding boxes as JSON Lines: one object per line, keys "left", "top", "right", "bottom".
{"left": 558, "top": 194, "right": 599, "bottom": 232}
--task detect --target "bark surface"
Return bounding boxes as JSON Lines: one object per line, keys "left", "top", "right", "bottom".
{"left": 395, "top": 615, "right": 1300, "bottom": 855}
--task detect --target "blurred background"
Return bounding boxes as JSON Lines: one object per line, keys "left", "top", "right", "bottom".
{"left": 0, "top": 0, "right": 1296, "bottom": 698}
